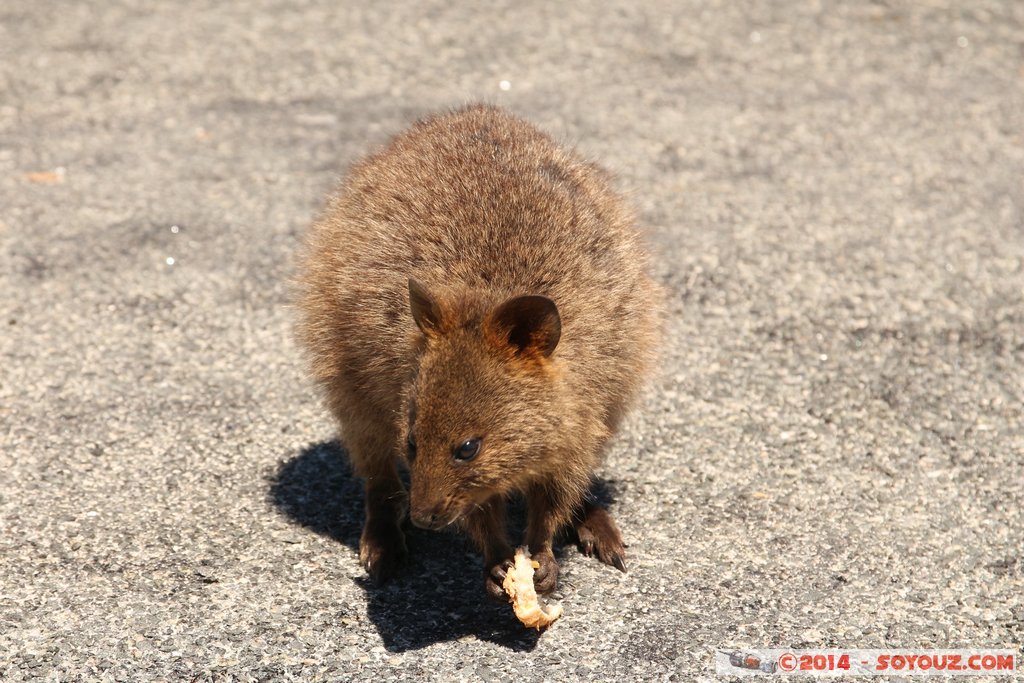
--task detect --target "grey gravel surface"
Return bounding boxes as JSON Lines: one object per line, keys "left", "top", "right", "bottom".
{"left": 2, "top": 1, "right": 1023, "bottom": 681}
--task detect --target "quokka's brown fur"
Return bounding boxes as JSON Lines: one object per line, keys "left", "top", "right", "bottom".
{"left": 295, "top": 104, "right": 660, "bottom": 598}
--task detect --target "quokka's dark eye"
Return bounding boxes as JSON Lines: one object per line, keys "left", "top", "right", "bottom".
{"left": 454, "top": 437, "right": 481, "bottom": 461}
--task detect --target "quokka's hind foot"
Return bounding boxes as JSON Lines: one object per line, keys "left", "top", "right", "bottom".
{"left": 574, "top": 501, "right": 626, "bottom": 572}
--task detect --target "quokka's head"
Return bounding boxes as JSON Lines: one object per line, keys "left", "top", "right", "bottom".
{"left": 402, "top": 278, "right": 563, "bottom": 530}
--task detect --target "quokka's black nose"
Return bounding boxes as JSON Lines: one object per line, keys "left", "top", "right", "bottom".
{"left": 409, "top": 508, "right": 446, "bottom": 531}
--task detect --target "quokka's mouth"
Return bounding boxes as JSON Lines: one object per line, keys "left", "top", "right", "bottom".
{"left": 410, "top": 505, "right": 465, "bottom": 531}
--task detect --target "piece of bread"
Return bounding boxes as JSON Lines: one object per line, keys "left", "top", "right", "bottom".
{"left": 502, "top": 547, "right": 563, "bottom": 629}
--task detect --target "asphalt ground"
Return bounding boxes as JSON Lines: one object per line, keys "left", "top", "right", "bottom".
{"left": 1, "top": 1, "right": 1022, "bottom": 680}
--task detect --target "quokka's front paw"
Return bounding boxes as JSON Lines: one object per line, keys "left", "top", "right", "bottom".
{"left": 359, "top": 520, "right": 407, "bottom": 585}
{"left": 531, "top": 550, "right": 559, "bottom": 595}
{"left": 484, "top": 557, "right": 515, "bottom": 601}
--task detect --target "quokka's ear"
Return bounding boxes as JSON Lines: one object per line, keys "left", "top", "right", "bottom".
{"left": 484, "top": 294, "right": 561, "bottom": 359}
{"left": 409, "top": 278, "right": 444, "bottom": 335}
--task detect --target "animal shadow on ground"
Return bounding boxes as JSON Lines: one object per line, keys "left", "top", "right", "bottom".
{"left": 270, "top": 441, "right": 515, "bottom": 650}
{"left": 270, "top": 440, "right": 621, "bottom": 652}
